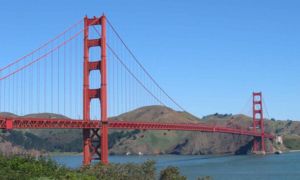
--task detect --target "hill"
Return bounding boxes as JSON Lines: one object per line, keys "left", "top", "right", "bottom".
{"left": 110, "top": 108, "right": 256, "bottom": 155}
{"left": 1, "top": 106, "right": 300, "bottom": 155}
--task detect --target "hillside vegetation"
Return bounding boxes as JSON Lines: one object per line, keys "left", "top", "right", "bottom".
{"left": 1, "top": 105, "right": 300, "bottom": 155}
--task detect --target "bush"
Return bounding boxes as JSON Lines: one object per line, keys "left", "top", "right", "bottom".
{"left": 0, "top": 155, "right": 191, "bottom": 180}
{"left": 81, "top": 160, "right": 156, "bottom": 180}
{"left": 159, "top": 166, "right": 186, "bottom": 180}
{"left": 0, "top": 155, "right": 68, "bottom": 179}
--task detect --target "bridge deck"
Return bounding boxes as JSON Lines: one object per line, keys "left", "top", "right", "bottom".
{"left": 0, "top": 117, "right": 274, "bottom": 139}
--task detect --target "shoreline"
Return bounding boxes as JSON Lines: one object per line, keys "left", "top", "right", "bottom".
{"left": 47, "top": 152, "right": 81, "bottom": 156}
{"left": 288, "top": 149, "right": 300, "bottom": 153}
{"left": 48, "top": 152, "right": 271, "bottom": 157}
{"left": 47, "top": 149, "right": 300, "bottom": 157}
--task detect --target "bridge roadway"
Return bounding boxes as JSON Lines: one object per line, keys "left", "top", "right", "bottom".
{"left": 0, "top": 117, "right": 274, "bottom": 139}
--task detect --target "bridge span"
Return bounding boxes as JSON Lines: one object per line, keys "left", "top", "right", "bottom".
{"left": 0, "top": 117, "right": 274, "bottom": 139}
{"left": 0, "top": 14, "right": 274, "bottom": 165}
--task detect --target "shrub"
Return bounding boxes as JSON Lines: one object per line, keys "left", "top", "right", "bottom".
{"left": 0, "top": 155, "right": 191, "bottom": 180}
{"left": 0, "top": 155, "right": 65, "bottom": 179}
{"left": 159, "top": 166, "right": 186, "bottom": 180}
{"left": 81, "top": 160, "right": 156, "bottom": 180}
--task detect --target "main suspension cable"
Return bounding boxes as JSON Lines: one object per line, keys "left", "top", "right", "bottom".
{"left": 107, "top": 43, "right": 166, "bottom": 107}
{"left": 0, "top": 19, "right": 83, "bottom": 72}
{"left": 0, "top": 30, "right": 83, "bottom": 81}
{"left": 95, "top": 20, "right": 186, "bottom": 112}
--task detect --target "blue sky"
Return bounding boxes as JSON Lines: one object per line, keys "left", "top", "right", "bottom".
{"left": 0, "top": 0, "right": 300, "bottom": 120}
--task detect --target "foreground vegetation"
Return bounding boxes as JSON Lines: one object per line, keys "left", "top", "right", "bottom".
{"left": 0, "top": 155, "right": 210, "bottom": 180}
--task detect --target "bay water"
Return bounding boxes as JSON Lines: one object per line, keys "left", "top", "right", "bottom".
{"left": 51, "top": 152, "right": 300, "bottom": 180}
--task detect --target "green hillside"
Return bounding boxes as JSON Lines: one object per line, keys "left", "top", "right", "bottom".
{"left": 1, "top": 106, "right": 300, "bottom": 155}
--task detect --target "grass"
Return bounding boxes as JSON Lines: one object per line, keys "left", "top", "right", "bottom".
{"left": 136, "top": 130, "right": 189, "bottom": 152}
{"left": 283, "top": 135, "right": 300, "bottom": 150}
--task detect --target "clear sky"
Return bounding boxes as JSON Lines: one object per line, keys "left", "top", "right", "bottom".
{"left": 0, "top": 0, "right": 300, "bottom": 120}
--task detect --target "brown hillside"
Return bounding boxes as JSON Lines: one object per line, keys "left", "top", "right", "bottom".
{"left": 1, "top": 106, "right": 300, "bottom": 155}
{"left": 112, "top": 105, "right": 199, "bottom": 124}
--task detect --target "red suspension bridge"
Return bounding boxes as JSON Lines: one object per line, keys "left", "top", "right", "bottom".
{"left": 0, "top": 15, "right": 274, "bottom": 166}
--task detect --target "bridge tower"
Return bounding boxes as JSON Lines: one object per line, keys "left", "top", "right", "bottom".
{"left": 83, "top": 15, "right": 108, "bottom": 165}
{"left": 252, "top": 92, "right": 266, "bottom": 154}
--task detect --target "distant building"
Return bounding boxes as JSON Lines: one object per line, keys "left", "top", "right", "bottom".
{"left": 275, "top": 136, "right": 283, "bottom": 145}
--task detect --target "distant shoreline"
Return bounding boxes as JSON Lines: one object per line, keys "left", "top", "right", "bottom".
{"left": 47, "top": 149, "right": 300, "bottom": 156}
{"left": 288, "top": 150, "right": 300, "bottom": 153}
{"left": 48, "top": 152, "right": 81, "bottom": 156}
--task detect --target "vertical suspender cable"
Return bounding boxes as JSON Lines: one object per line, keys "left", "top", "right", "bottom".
{"left": 106, "top": 19, "right": 186, "bottom": 112}
{"left": 70, "top": 34, "right": 73, "bottom": 118}
{"left": 44, "top": 43, "right": 47, "bottom": 112}
{"left": 64, "top": 34, "right": 66, "bottom": 115}
{"left": 51, "top": 44, "right": 54, "bottom": 113}
{"left": 57, "top": 47, "right": 60, "bottom": 113}
{"left": 37, "top": 51, "right": 40, "bottom": 113}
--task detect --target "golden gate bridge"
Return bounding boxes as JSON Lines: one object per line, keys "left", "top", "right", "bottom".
{"left": 0, "top": 15, "right": 274, "bottom": 166}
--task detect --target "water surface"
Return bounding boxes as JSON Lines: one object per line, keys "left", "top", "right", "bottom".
{"left": 52, "top": 152, "right": 300, "bottom": 180}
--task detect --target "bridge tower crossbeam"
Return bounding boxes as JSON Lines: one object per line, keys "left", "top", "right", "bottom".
{"left": 252, "top": 92, "right": 266, "bottom": 154}
{"left": 83, "top": 15, "right": 108, "bottom": 165}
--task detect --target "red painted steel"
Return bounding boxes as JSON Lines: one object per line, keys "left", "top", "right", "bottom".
{"left": 252, "top": 92, "right": 266, "bottom": 153}
{"left": 5, "top": 118, "right": 13, "bottom": 129}
{"left": 83, "top": 15, "right": 108, "bottom": 165}
{"left": 100, "top": 15, "right": 109, "bottom": 164}
{"left": 83, "top": 16, "right": 91, "bottom": 166}
{"left": 0, "top": 117, "right": 274, "bottom": 139}
{"left": 0, "top": 15, "right": 276, "bottom": 167}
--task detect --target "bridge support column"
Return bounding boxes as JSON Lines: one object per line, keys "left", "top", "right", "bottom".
{"left": 252, "top": 92, "right": 266, "bottom": 154}
{"left": 83, "top": 15, "right": 108, "bottom": 165}
{"left": 100, "top": 15, "right": 108, "bottom": 164}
